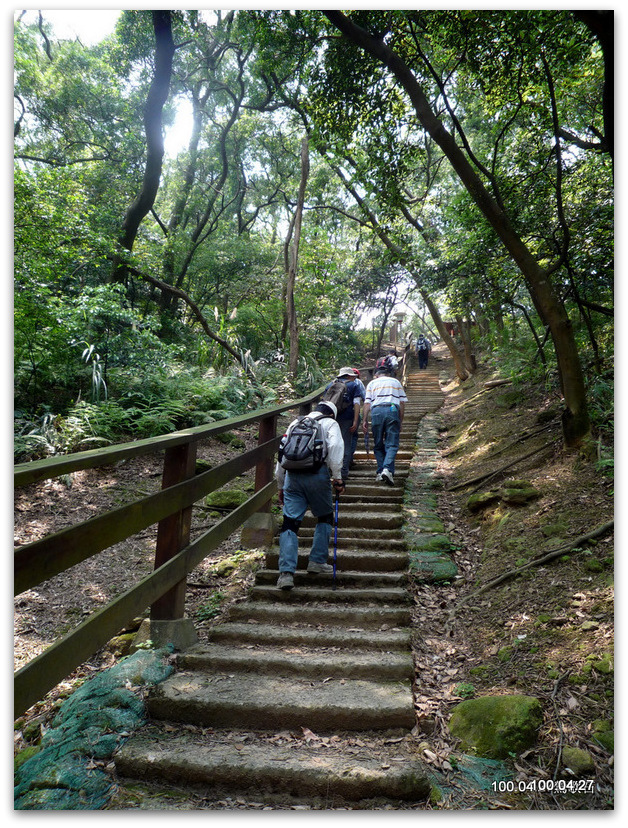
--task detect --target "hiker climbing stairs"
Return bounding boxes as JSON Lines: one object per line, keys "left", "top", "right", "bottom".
{"left": 114, "top": 354, "right": 446, "bottom": 807}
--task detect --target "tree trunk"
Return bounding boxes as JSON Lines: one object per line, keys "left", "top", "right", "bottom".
{"left": 422, "top": 292, "right": 469, "bottom": 380}
{"left": 111, "top": 11, "right": 174, "bottom": 284}
{"left": 456, "top": 314, "right": 476, "bottom": 373}
{"left": 325, "top": 11, "right": 591, "bottom": 447}
{"left": 286, "top": 136, "right": 310, "bottom": 378}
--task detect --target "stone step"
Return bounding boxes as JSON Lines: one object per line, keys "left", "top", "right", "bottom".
{"left": 340, "top": 485, "right": 405, "bottom": 499}
{"left": 178, "top": 643, "right": 415, "bottom": 680}
{"left": 294, "top": 536, "right": 407, "bottom": 552}
{"left": 301, "top": 512, "right": 403, "bottom": 530}
{"left": 254, "top": 569, "right": 408, "bottom": 588}
{"left": 248, "top": 585, "right": 411, "bottom": 604}
{"left": 264, "top": 549, "right": 409, "bottom": 572}
{"left": 328, "top": 500, "right": 402, "bottom": 512}
{"left": 206, "top": 621, "right": 412, "bottom": 651}
{"left": 145, "top": 671, "right": 416, "bottom": 731}
{"left": 225, "top": 601, "right": 411, "bottom": 629}
{"left": 114, "top": 727, "right": 431, "bottom": 804}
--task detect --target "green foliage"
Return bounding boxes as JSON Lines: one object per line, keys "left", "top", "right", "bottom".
{"left": 13, "top": 9, "right": 612, "bottom": 459}
{"left": 587, "top": 374, "right": 614, "bottom": 440}
{"left": 195, "top": 591, "right": 226, "bottom": 622}
{"left": 454, "top": 682, "right": 476, "bottom": 700}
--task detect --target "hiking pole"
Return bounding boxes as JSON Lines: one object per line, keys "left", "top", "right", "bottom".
{"left": 364, "top": 430, "right": 370, "bottom": 459}
{"left": 332, "top": 492, "right": 339, "bottom": 590}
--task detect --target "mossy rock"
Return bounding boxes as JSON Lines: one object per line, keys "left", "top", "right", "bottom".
{"left": 416, "top": 515, "right": 446, "bottom": 533}
{"left": 448, "top": 695, "right": 543, "bottom": 759}
{"left": 107, "top": 633, "right": 136, "bottom": 658}
{"left": 499, "top": 482, "right": 540, "bottom": 505}
{"left": 561, "top": 746, "right": 595, "bottom": 776}
{"left": 205, "top": 489, "right": 249, "bottom": 509}
{"left": 591, "top": 720, "right": 614, "bottom": 753}
{"left": 413, "top": 493, "right": 439, "bottom": 510}
{"left": 409, "top": 550, "right": 458, "bottom": 582}
{"left": 407, "top": 534, "right": 452, "bottom": 553}
{"left": 502, "top": 479, "right": 533, "bottom": 489}
{"left": 466, "top": 491, "right": 501, "bottom": 513}
{"left": 584, "top": 651, "right": 613, "bottom": 675}
{"left": 541, "top": 521, "right": 568, "bottom": 538}
{"left": 497, "top": 646, "right": 513, "bottom": 662}
{"left": 495, "top": 390, "right": 524, "bottom": 408}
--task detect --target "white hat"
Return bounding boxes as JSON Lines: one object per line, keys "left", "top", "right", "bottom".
{"left": 337, "top": 367, "right": 355, "bottom": 377}
{"left": 317, "top": 401, "right": 337, "bottom": 418}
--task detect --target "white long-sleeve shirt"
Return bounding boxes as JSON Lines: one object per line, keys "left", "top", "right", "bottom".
{"left": 275, "top": 411, "right": 344, "bottom": 488}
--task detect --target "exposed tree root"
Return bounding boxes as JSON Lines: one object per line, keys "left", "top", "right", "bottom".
{"left": 455, "top": 520, "right": 614, "bottom": 606}
{"left": 448, "top": 440, "right": 559, "bottom": 492}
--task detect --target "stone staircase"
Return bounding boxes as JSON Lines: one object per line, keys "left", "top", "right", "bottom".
{"left": 114, "top": 356, "right": 445, "bottom": 807}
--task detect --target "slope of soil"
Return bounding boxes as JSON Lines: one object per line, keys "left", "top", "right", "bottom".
{"left": 425, "top": 351, "right": 614, "bottom": 809}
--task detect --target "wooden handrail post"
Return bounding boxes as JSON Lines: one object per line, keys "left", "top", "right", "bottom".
{"left": 254, "top": 414, "right": 277, "bottom": 511}
{"left": 150, "top": 441, "right": 198, "bottom": 621}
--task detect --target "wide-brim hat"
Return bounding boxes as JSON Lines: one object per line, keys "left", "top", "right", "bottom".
{"left": 337, "top": 367, "right": 355, "bottom": 377}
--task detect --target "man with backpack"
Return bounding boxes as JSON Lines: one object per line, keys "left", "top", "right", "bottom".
{"left": 275, "top": 401, "right": 345, "bottom": 590}
{"left": 416, "top": 334, "right": 432, "bottom": 369}
{"left": 350, "top": 368, "right": 366, "bottom": 463}
{"left": 362, "top": 362, "right": 408, "bottom": 487}
{"left": 321, "top": 367, "right": 365, "bottom": 483}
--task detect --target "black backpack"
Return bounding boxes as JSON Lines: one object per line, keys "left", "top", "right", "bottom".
{"left": 279, "top": 414, "right": 327, "bottom": 472}
{"left": 321, "top": 378, "right": 353, "bottom": 416}
{"left": 375, "top": 356, "right": 394, "bottom": 374}
{"left": 417, "top": 338, "right": 428, "bottom": 352}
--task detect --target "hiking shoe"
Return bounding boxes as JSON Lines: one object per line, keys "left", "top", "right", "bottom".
{"left": 277, "top": 572, "right": 294, "bottom": 590}
{"left": 307, "top": 561, "right": 334, "bottom": 574}
{"left": 381, "top": 468, "right": 395, "bottom": 486}
{"left": 375, "top": 473, "right": 383, "bottom": 481}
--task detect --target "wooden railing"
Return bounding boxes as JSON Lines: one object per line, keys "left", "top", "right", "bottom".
{"left": 13, "top": 387, "right": 326, "bottom": 719}
{"left": 13, "top": 349, "right": 410, "bottom": 719}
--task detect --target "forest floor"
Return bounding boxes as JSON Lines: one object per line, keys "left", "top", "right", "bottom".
{"left": 14, "top": 345, "right": 614, "bottom": 811}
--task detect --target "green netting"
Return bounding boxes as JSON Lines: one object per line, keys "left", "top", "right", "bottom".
{"left": 15, "top": 646, "right": 174, "bottom": 810}
{"left": 427, "top": 754, "right": 512, "bottom": 807}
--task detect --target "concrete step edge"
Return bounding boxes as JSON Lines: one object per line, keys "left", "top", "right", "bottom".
{"left": 145, "top": 672, "right": 416, "bottom": 731}
{"left": 178, "top": 643, "right": 415, "bottom": 680}
{"left": 115, "top": 729, "right": 430, "bottom": 803}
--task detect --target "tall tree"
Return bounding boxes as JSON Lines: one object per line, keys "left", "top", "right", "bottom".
{"left": 110, "top": 11, "right": 174, "bottom": 284}
{"left": 284, "top": 135, "right": 310, "bottom": 377}
{"left": 323, "top": 10, "right": 601, "bottom": 447}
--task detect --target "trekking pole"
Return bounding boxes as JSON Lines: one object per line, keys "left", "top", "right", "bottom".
{"left": 332, "top": 492, "right": 339, "bottom": 590}
{"left": 364, "top": 430, "right": 370, "bottom": 459}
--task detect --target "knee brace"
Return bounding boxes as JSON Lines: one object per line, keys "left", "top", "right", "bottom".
{"left": 281, "top": 515, "right": 302, "bottom": 534}
{"left": 317, "top": 512, "right": 334, "bottom": 526}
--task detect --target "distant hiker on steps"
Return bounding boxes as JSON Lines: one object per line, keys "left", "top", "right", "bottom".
{"left": 416, "top": 334, "right": 432, "bottom": 369}
{"left": 350, "top": 368, "right": 366, "bottom": 466}
{"left": 362, "top": 363, "right": 408, "bottom": 487}
{"left": 275, "top": 401, "right": 345, "bottom": 591}
{"left": 321, "top": 367, "right": 365, "bottom": 483}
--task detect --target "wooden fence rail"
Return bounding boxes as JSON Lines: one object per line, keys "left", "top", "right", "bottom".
{"left": 14, "top": 387, "right": 326, "bottom": 718}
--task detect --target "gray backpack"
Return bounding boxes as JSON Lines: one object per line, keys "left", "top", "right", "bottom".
{"left": 279, "top": 414, "right": 326, "bottom": 472}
